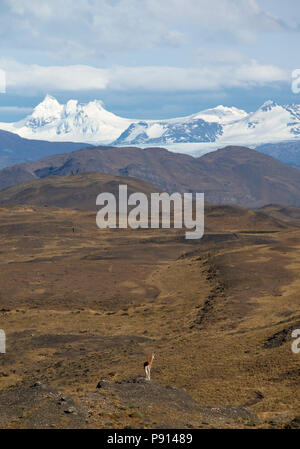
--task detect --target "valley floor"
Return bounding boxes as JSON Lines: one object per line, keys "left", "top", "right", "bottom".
{"left": 0, "top": 205, "right": 299, "bottom": 428}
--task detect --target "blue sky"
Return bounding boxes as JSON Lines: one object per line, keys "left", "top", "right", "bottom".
{"left": 0, "top": 0, "right": 300, "bottom": 121}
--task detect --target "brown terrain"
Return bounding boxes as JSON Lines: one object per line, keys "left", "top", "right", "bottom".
{"left": 1, "top": 145, "right": 300, "bottom": 208}
{"left": 0, "top": 172, "right": 299, "bottom": 429}
{"left": 0, "top": 172, "right": 161, "bottom": 211}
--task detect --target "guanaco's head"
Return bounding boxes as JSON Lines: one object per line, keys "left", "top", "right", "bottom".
{"left": 152, "top": 353, "right": 155, "bottom": 360}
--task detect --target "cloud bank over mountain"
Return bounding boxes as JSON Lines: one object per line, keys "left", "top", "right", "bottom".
{"left": 0, "top": 59, "right": 288, "bottom": 95}
{"left": 0, "top": 0, "right": 291, "bottom": 61}
{"left": 0, "top": 1, "right": 300, "bottom": 119}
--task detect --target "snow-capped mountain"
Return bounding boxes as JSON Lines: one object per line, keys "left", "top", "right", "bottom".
{"left": 115, "top": 101, "right": 300, "bottom": 147}
{"left": 112, "top": 105, "right": 249, "bottom": 146}
{"left": 113, "top": 119, "right": 223, "bottom": 145}
{"left": 0, "top": 96, "right": 300, "bottom": 150}
{"left": 220, "top": 100, "right": 300, "bottom": 144}
{"left": 182, "top": 105, "right": 248, "bottom": 124}
{"left": 0, "top": 95, "right": 133, "bottom": 144}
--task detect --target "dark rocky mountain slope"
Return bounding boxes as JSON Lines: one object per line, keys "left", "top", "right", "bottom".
{"left": 0, "top": 145, "right": 300, "bottom": 208}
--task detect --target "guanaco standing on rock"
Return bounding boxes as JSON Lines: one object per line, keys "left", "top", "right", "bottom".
{"left": 144, "top": 353, "right": 155, "bottom": 380}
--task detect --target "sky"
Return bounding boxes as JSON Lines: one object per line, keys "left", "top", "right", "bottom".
{"left": 0, "top": 0, "right": 300, "bottom": 121}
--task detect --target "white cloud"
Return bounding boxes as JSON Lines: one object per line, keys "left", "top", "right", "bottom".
{"left": 108, "top": 63, "right": 288, "bottom": 91}
{"left": 0, "top": 59, "right": 108, "bottom": 93}
{"left": 0, "top": 106, "right": 33, "bottom": 114}
{"left": 0, "top": 58, "right": 289, "bottom": 94}
{"left": 0, "top": 0, "right": 293, "bottom": 63}
{"left": 236, "top": 60, "right": 288, "bottom": 85}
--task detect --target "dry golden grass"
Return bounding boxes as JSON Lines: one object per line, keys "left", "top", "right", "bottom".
{"left": 0, "top": 204, "right": 299, "bottom": 428}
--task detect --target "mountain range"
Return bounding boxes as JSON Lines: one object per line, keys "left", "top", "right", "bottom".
{"left": 0, "top": 129, "right": 92, "bottom": 170}
{"left": 255, "top": 140, "right": 300, "bottom": 169}
{"left": 1, "top": 127, "right": 300, "bottom": 171}
{"left": 1, "top": 145, "right": 300, "bottom": 209}
{"left": 0, "top": 96, "right": 300, "bottom": 150}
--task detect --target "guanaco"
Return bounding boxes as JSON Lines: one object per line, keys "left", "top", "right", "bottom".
{"left": 144, "top": 353, "right": 155, "bottom": 380}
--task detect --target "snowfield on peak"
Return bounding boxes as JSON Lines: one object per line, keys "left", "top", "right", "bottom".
{"left": 221, "top": 101, "right": 300, "bottom": 144}
{"left": 191, "top": 105, "right": 248, "bottom": 123}
{"left": 0, "top": 96, "right": 300, "bottom": 154}
{"left": 0, "top": 95, "right": 133, "bottom": 144}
